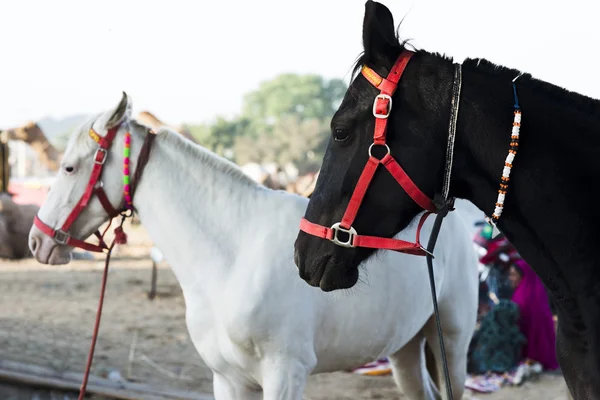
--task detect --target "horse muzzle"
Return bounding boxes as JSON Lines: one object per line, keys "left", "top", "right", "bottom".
{"left": 29, "top": 225, "right": 73, "bottom": 265}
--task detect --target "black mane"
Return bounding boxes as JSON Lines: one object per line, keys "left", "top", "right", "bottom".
{"left": 349, "top": 23, "right": 600, "bottom": 119}
{"left": 463, "top": 57, "right": 600, "bottom": 117}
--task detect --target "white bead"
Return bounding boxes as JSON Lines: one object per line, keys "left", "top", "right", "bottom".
{"left": 512, "top": 126, "right": 520, "bottom": 135}
{"left": 498, "top": 193, "right": 506, "bottom": 203}
{"left": 505, "top": 153, "right": 515, "bottom": 164}
{"left": 514, "top": 113, "right": 522, "bottom": 123}
{"left": 503, "top": 166, "right": 511, "bottom": 177}
{"left": 494, "top": 206, "right": 503, "bottom": 216}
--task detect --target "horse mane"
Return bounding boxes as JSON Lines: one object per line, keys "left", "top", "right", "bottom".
{"left": 348, "top": 19, "right": 600, "bottom": 119}
{"left": 64, "top": 112, "right": 260, "bottom": 191}
{"left": 463, "top": 58, "right": 600, "bottom": 118}
{"left": 152, "top": 125, "right": 261, "bottom": 189}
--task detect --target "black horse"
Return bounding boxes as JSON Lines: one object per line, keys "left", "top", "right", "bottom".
{"left": 293, "top": 1, "right": 600, "bottom": 398}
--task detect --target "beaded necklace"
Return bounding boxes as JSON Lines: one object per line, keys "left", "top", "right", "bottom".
{"left": 487, "top": 82, "right": 521, "bottom": 225}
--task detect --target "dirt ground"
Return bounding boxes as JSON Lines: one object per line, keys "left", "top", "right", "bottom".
{"left": 0, "top": 223, "right": 571, "bottom": 399}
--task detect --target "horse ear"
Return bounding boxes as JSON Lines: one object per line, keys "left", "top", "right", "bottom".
{"left": 362, "top": 1, "right": 398, "bottom": 62}
{"left": 103, "top": 92, "right": 132, "bottom": 130}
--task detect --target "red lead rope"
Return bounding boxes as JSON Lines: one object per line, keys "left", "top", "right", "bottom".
{"left": 299, "top": 50, "right": 438, "bottom": 256}
{"left": 78, "top": 222, "right": 122, "bottom": 400}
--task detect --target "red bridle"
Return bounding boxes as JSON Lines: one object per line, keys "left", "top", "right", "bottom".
{"left": 299, "top": 50, "right": 439, "bottom": 256}
{"left": 34, "top": 123, "right": 138, "bottom": 252}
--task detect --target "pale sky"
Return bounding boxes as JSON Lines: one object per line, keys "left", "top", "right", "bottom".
{"left": 1, "top": 0, "right": 599, "bottom": 129}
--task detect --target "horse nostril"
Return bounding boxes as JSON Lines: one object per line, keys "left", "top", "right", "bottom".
{"left": 29, "top": 235, "right": 40, "bottom": 254}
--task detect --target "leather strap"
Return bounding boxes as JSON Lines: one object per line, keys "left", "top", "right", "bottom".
{"left": 299, "top": 212, "right": 432, "bottom": 256}
{"left": 130, "top": 130, "right": 157, "bottom": 200}
{"left": 381, "top": 154, "right": 436, "bottom": 212}
{"left": 60, "top": 128, "right": 118, "bottom": 232}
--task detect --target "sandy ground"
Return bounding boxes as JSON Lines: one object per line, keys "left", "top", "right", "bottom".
{"left": 0, "top": 223, "right": 571, "bottom": 400}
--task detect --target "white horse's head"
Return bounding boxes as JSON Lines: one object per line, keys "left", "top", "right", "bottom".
{"left": 29, "top": 92, "right": 139, "bottom": 265}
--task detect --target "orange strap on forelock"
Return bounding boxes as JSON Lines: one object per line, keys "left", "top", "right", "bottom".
{"left": 361, "top": 65, "right": 384, "bottom": 87}
{"left": 361, "top": 52, "right": 414, "bottom": 94}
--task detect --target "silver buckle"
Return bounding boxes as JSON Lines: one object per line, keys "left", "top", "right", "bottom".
{"left": 94, "top": 148, "right": 108, "bottom": 165}
{"left": 330, "top": 222, "right": 357, "bottom": 248}
{"left": 372, "top": 94, "right": 393, "bottom": 119}
{"left": 54, "top": 229, "right": 70, "bottom": 245}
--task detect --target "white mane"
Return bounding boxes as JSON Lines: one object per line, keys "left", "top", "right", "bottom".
{"left": 152, "top": 125, "right": 262, "bottom": 191}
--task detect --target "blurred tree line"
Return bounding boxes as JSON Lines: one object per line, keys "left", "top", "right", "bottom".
{"left": 186, "top": 73, "right": 347, "bottom": 174}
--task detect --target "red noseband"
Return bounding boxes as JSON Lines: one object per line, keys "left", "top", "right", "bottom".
{"left": 299, "top": 51, "right": 438, "bottom": 256}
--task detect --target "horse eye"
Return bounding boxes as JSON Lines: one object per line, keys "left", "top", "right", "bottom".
{"left": 333, "top": 128, "right": 349, "bottom": 142}
{"left": 64, "top": 166, "right": 75, "bottom": 174}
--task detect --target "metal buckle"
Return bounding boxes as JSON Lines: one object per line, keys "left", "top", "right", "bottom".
{"left": 94, "top": 148, "right": 108, "bottom": 165}
{"left": 54, "top": 229, "right": 70, "bottom": 245}
{"left": 368, "top": 143, "right": 391, "bottom": 158}
{"left": 372, "top": 94, "right": 393, "bottom": 119}
{"left": 330, "top": 222, "right": 357, "bottom": 248}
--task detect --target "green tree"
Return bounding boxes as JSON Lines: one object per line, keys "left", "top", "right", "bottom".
{"left": 234, "top": 116, "right": 328, "bottom": 174}
{"left": 187, "top": 117, "right": 251, "bottom": 159}
{"left": 185, "top": 73, "right": 347, "bottom": 173}
{"left": 242, "top": 74, "right": 347, "bottom": 129}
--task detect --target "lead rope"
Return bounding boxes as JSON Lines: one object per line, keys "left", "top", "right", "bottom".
{"left": 426, "top": 202, "right": 453, "bottom": 400}
{"left": 78, "top": 215, "right": 126, "bottom": 400}
{"left": 425, "top": 63, "right": 462, "bottom": 400}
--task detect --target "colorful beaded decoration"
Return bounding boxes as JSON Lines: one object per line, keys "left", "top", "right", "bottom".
{"left": 123, "top": 131, "right": 133, "bottom": 210}
{"left": 89, "top": 127, "right": 133, "bottom": 210}
{"left": 486, "top": 82, "right": 521, "bottom": 226}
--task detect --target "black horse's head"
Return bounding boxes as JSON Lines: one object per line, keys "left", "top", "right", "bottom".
{"left": 294, "top": 0, "right": 456, "bottom": 291}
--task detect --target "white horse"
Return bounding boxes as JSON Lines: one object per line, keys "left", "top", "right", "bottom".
{"left": 29, "top": 93, "right": 478, "bottom": 400}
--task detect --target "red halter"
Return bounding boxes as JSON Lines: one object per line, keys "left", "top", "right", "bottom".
{"left": 33, "top": 124, "right": 128, "bottom": 252}
{"left": 299, "top": 51, "right": 438, "bottom": 256}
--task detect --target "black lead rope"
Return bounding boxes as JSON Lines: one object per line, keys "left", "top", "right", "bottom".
{"left": 425, "top": 62, "right": 462, "bottom": 400}
{"left": 425, "top": 196, "right": 454, "bottom": 400}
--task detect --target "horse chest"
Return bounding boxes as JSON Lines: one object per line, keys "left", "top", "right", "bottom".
{"left": 184, "top": 293, "right": 266, "bottom": 371}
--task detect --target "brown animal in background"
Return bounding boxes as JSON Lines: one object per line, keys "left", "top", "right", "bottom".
{"left": 4, "top": 122, "right": 61, "bottom": 172}
{"left": 0, "top": 193, "right": 39, "bottom": 259}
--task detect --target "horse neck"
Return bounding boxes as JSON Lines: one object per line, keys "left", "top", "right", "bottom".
{"left": 452, "top": 61, "right": 600, "bottom": 294}
{"left": 129, "top": 129, "right": 272, "bottom": 293}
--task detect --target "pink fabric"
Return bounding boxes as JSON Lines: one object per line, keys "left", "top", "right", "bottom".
{"left": 511, "top": 259, "right": 559, "bottom": 370}
{"left": 7, "top": 182, "right": 49, "bottom": 206}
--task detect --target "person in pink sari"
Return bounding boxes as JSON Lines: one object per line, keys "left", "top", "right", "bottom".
{"left": 509, "top": 259, "right": 559, "bottom": 370}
